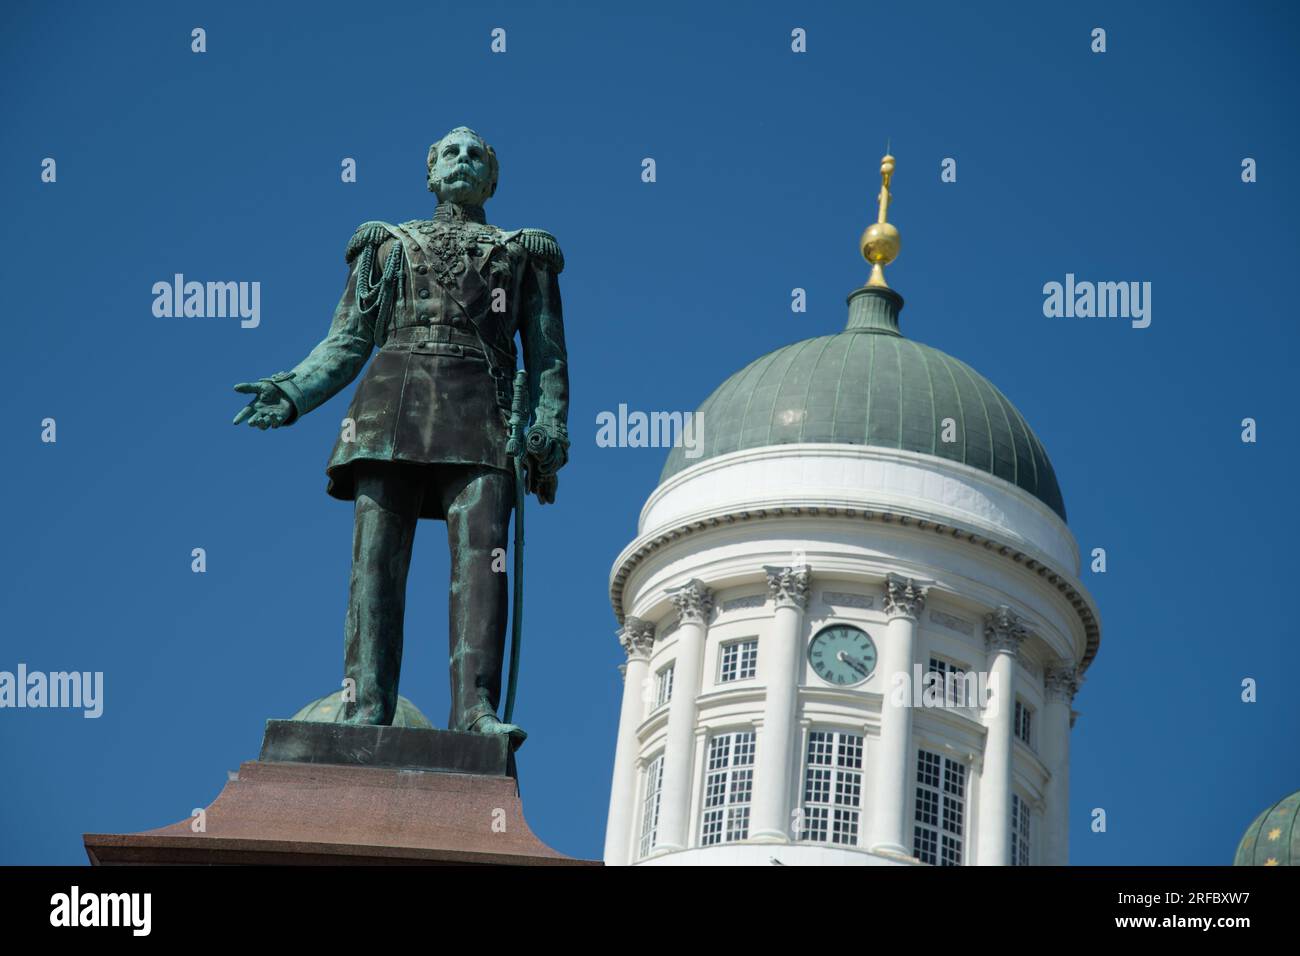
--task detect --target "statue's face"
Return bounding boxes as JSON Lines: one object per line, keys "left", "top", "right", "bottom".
{"left": 431, "top": 130, "right": 494, "bottom": 205}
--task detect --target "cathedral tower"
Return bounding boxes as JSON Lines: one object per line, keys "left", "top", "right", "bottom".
{"left": 603, "top": 155, "right": 1099, "bottom": 865}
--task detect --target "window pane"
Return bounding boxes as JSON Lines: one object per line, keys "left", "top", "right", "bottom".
{"left": 913, "top": 748, "right": 965, "bottom": 865}
{"left": 638, "top": 755, "right": 664, "bottom": 858}
{"left": 699, "top": 731, "right": 757, "bottom": 845}
{"left": 799, "top": 731, "right": 864, "bottom": 847}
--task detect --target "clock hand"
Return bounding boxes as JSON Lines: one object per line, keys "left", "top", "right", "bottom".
{"left": 836, "top": 650, "right": 870, "bottom": 677}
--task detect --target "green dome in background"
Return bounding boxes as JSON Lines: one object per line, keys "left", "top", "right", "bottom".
{"left": 1233, "top": 789, "right": 1300, "bottom": 866}
{"left": 660, "top": 287, "right": 1067, "bottom": 522}
{"left": 292, "top": 690, "right": 434, "bottom": 729}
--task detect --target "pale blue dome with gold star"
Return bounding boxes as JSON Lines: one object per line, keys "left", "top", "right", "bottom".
{"left": 1234, "top": 789, "right": 1300, "bottom": 865}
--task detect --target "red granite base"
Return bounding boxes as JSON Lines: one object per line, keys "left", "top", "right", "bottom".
{"left": 84, "top": 760, "right": 596, "bottom": 866}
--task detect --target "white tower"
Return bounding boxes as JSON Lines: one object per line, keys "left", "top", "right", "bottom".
{"left": 602, "top": 155, "right": 1100, "bottom": 866}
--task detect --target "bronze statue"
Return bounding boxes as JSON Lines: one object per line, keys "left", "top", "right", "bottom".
{"left": 232, "top": 127, "right": 569, "bottom": 748}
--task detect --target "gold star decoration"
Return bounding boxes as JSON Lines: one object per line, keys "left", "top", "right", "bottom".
{"left": 1267, "top": 827, "right": 1282, "bottom": 841}
{"left": 1264, "top": 858, "right": 1279, "bottom": 866}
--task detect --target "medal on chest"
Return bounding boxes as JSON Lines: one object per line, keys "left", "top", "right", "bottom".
{"left": 412, "top": 221, "right": 493, "bottom": 287}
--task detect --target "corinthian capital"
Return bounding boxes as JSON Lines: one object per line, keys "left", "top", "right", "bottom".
{"left": 883, "top": 574, "right": 928, "bottom": 621}
{"left": 666, "top": 579, "right": 714, "bottom": 625}
{"left": 618, "top": 616, "right": 656, "bottom": 660}
{"left": 764, "top": 565, "right": 811, "bottom": 610}
{"left": 984, "top": 605, "right": 1027, "bottom": 655}
{"left": 1044, "top": 663, "right": 1079, "bottom": 702}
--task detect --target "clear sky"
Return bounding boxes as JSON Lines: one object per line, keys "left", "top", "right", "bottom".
{"left": 2, "top": 0, "right": 1297, "bottom": 865}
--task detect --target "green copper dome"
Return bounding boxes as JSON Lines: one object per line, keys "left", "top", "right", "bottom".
{"left": 1234, "top": 789, "right": 1300, "bottom": 866}
{"left": 660, "top": 287, "right": 1068, "bottom": 521}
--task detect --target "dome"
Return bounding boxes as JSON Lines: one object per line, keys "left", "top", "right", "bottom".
{"left": 660, "top": 287, "right": 1067, "bottom": 522}
{"left": 291, "top": 690, "right": 434, "bottom": 729}
{"left": 1234, "top": 789, "right": 1300, "bottom": 865}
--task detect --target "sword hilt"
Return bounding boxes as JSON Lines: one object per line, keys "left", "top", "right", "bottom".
{"left": 506, "top": 369, "right": 528, "bottom": 458}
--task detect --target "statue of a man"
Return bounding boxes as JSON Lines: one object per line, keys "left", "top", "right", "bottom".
{"left": 232, "top": 127, "right": 569, "bottom": 747}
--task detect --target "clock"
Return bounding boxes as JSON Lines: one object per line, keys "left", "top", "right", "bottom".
{"left": 808, "top": 624, "right": 877, "bottom": 687}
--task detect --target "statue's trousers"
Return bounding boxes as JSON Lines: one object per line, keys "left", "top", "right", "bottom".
{"left": 341, "top": 460, "right": 514, "bottom": 730}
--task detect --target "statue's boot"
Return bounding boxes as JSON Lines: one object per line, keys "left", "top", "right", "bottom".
{"left": 468, "top": 712, "right": 527, "bottom": 750}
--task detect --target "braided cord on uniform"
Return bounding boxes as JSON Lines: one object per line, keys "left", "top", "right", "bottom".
{"left": 353, "top": 238, "right": 405, "bottom": 344}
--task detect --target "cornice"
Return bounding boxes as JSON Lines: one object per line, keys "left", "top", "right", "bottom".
{"left": 693, "top": 685, "right": 769, "bottom": 711}
{"left": 609, "top": 505, "right": 1101, "bottom": 673}
{"left": 799, "top": 687, "right": 885, "bottom": 713}
{"left": 634, "top": 706, "right": 672, "bottom": 744}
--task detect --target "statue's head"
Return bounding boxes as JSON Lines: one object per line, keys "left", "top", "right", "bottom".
{"left": 426, "top": 127, "right": 499, "bottom": 206}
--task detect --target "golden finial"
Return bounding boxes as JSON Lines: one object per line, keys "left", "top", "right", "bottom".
{"left": 860, "top": 151, "right": 900, "bottom": 288}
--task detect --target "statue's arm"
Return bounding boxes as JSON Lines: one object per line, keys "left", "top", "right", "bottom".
{"left": 267, "top": 238, "right": 391, "bottom": 424}
{"left": 517, "top": 233, "right": 569, "bottom": 450}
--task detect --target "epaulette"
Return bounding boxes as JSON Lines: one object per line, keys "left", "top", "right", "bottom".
{"left": 345, "top": 220, "right": 397, "bottom": 264}
{"left": 516, "top": 228, "right": 565, "bottom": 274}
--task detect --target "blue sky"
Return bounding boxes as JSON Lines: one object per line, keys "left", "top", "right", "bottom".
{"left": 1, "top": 0, "right": 1297, "bottom": 865}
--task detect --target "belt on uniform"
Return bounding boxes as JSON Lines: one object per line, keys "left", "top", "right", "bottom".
{"left": 384, "top": 323, "right": 516, "bottom": 413}
{"left": 383, "top": 325, "right": 485, "bottom": 359}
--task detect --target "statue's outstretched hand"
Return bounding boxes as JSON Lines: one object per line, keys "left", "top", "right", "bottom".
{"left": 232, "top": 381, "right": 293, "bottom": 429}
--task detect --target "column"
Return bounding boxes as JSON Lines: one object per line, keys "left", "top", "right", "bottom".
{"left": 867, "top": 574, "right": 928, "bottom": 855}
{"left": 1042, "top": 663, "right": 1078, "bottom": 865}
{"left": 603, "top": 616, "right": 657, "bottom": 866}
{"left": 749, "top": 564, "right": 811, "bottom": 842}
{"left": 976, "top": 605, "right": 1026, "bottom": 865}
{"left": 653, "top": 579, "right": 714, "bottom": 853}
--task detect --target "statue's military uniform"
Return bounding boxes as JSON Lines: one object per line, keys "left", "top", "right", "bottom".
{"left": 267, "top": 201, "right": 569, "bottom": 730}
{"left": 269, "top": 202, "right": 568, "bottom": 514}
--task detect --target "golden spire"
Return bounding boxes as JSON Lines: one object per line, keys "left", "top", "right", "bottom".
{"left": 860, "top": 151, "right": 901, "bottom": 288}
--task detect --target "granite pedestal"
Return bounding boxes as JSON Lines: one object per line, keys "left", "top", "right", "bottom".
{"left": 84, "top": 721, "right": 594, "bottom": 866}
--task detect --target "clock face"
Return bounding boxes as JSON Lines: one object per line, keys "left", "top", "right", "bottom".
{"left": 808, "top": 625, "right": 877, "bottom": 687}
